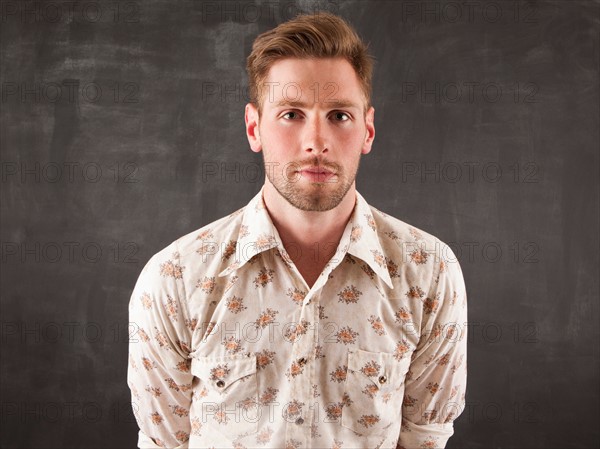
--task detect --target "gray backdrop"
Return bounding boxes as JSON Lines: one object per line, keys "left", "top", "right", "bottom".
{"left": 1, "top": 0, "right": 599, "bottom": 447}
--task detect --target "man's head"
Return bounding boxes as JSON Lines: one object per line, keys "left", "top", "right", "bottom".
{"left": 244, "top": 13, "right": 376, "bottom": 212}
{"left": 246, "top": 12, "right": 374, "bottom": 117}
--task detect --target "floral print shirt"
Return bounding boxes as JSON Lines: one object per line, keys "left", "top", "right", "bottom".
{"left": 128, "top": 186, "right": 467, "bottom": 449}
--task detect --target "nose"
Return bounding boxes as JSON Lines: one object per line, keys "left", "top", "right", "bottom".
{"left": 303, "top": 114, "right": 329, "bottom": 155}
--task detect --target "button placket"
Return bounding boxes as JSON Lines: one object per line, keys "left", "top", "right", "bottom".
{"left": 284, "top": 292, "right": 317, "bottom": 447}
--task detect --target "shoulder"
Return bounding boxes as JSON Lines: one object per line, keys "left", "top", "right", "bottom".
{"left": 368, "top": 203, "right": 466, "bottom": 313}
{"left": 368, "top": 202, "right": 460, "bottom": 276}
{"left": 144, "top": 204, "right": 246, "bottom": 272}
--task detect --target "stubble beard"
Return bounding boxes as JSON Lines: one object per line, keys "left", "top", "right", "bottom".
{"left": 262, "top": 152, "right": 361, "bottom": 212}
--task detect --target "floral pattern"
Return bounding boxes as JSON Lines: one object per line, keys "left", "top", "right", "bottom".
{"left": 128, "top": 187, "right": 467, "bottom": 449}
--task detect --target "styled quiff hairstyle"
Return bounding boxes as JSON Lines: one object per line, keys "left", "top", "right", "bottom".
{"left": 246, "top": 12, "right": 375, "bottom": 116}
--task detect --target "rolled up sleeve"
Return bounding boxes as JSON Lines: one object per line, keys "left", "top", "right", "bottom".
{"left": 127, "top": 243, "right": 194, "bottom": 448}
{"left": 398, "top": 243, "right": 468, "bottom": 449}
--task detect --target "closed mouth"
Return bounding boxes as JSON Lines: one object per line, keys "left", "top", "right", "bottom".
{"left": 300, "top": 167, "right": 334, "bottom": 175}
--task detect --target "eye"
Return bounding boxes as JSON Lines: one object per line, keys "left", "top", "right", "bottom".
{"left": 332, "top": 111, "right": 350, "bottom": 121}
{"left": 282, "top": 111, "right": 301, "bottom": 120}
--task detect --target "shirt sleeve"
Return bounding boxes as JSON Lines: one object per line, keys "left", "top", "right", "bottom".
{"left": 127, "top": 243, "right": 194, "bottom": 448}
{"left": 397, "top": 242, "right": 468, "bottom": 449}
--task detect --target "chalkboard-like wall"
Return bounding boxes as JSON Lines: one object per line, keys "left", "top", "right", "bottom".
{"left": 1, "top": 1, "right": 598, "bottom": 447}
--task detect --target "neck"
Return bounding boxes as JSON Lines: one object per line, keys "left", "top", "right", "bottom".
{"left": 262, "top": 181, "right": 356, "bottom": 262}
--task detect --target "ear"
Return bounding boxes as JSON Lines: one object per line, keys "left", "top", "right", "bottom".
{"left": 361, "top": 106, "right": 375, "bottom": 155}
{"left": 245, "top": 103, "right": 262, "bottom": 153}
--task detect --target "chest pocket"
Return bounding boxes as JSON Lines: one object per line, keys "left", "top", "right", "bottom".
{"left": 341, "top": 348, "right": 411, "bottom": 437}
{"left": 191, "top": 352, "right": 259, "bottom": 439}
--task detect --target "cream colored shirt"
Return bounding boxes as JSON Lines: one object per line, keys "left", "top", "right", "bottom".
{"left": 127, "top": 187, "right": 467, "bottom": 449}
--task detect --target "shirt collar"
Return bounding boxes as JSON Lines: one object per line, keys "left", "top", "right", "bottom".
{"left": 344, "top": 190, "right": 395, "bottom": 290}
{"left": 218, "top": 186, "right": 394, "bottom": 289}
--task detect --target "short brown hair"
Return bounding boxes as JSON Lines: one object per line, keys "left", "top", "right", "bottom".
{"left": 246, "top": 12, "right": 375, "bottom": 116}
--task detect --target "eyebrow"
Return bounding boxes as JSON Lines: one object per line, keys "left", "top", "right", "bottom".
{"left": 274, "top": 99, "right": 361, "bottom": 110}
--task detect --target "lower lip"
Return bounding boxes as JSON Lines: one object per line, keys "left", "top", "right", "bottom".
{"left": 300, "top": 170, "right": 335, "bottom": 182}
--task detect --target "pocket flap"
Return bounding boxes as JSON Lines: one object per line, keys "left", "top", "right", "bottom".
{"left": 191, "top": 352, "right": 256, "bottom": 392}
{"left": 342, "top": 349, "right": 411, "bottom": 437}
{"left": 347, "top": 349, "right": 411, "bottom": 390}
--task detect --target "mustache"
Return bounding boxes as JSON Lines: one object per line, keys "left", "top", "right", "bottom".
{"left": 293, "top": 157, "right": 340, "bottom": 172}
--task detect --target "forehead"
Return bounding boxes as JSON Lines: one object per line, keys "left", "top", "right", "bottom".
{"left": 261, "top": 57, "right": 365, "bottom": 108}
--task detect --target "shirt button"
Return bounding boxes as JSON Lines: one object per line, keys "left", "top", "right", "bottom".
{"left": 378, "top": 375, "right": 387, "bottom": 384}
{"left": 216, "top": 380, "right": 225, "bottom": 388}
{"left": 295, "top": 417, "right": 304, "bottom": 425}
{"left": 298, "top": 357, "right": 307, "bottom": 366}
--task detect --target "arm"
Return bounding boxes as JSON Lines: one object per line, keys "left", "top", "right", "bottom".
{"left": 127, "top": 244, "right": 194, "bottom": 448}
{"left": 398, "top": 243, "right": 468, "bottom": 449}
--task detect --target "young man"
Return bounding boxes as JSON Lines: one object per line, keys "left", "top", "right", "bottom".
{"left": 128, "top": 12, "right": 467, "bottom": 449}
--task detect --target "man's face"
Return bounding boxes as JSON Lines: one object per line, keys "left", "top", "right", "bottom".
{"left": 245, "top": 57, "right": 375, "bottom": 212}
